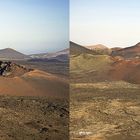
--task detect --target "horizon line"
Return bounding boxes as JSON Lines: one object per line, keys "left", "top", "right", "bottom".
{"left": 70, "top": 40, "right": 140, "bottom": 49}
{"left": 0, "top": 47, "right": 68, "bottom": 55}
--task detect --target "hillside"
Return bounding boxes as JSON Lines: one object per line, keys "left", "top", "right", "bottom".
{"left": 70, "top": 42, "right": 140, "bottom": 140}
{"left": 70, "top": 41, "right": 97, "bottom": 55}
{"left": 0, "top": 61, "right": 68, "bottom": 97}
{"left": 112, "top": 42, "right": 140, "bottom": 59}
{"left": 0, "top": 70, "right": 68, "bottom": 97}
{"left": 70, "top": 43, "right": 140, "bottom": 84}
{"left": 71, "top": 53, "right": 112, "bottom": 74}
{"left": 86, "top": 44, "right": 111, "bottom": 54}
{"left": 70, "top": 53, "right": 113, "bottom": 83}
{"left": 71, "top": 54, "right": 140, "bottom": 84}
{"left": 109, "top": 57, "right": 140, "bottom": 84}
{"left": 0, "top": 96, "right": 68, "bottom": 140}
{"left": 0, "top": 48, "right": 29, "bottom": 60}
{"left": 29, "top": 48, "right": 69, "bottom": 59}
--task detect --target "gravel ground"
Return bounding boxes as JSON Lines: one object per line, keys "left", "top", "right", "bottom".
{"left": 0, "top": 96, "right": 69, "bottom": 140}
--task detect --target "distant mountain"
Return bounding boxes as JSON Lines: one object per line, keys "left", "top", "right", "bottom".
{"left": 112, "top": 43, "right": 140, "bottom": 59}
{"left": 111, "top": 47, "right": 122, "bottom": 52}
{"left": 86, "top": 44, "right": 111, "bottom": 54}
{"left": 57, "top": 48, "right": 69, "bottom": 55}
{"left": 29, "top": 54, "right": 69, "bottom": 63}
{"left": 29, "top": 48, "right": 69, "bottom": 62}
{"left": 71, "top": 49, "right": 140, "bottom": 84}
{"left": 29, "top": 53, "right": 49, "bottom": 59}
{"left": 0, "top": 48, "right": 30, "bottom": 60}
{"left": 28, "top": 58, "right": 62, "bottom": 63}
{"left": 70, "top": 41, "right": 97, "bottom": 55}
{"left": 29, "top": 48, "right": 69, "bottom": 59}
{"left": 87, "top": 44, "right": 108, "bottom": 49}
{"left": 51, "top": 54, "right": 69, "bottom": 62}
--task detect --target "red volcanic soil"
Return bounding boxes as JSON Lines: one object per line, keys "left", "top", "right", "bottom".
{"left": 109, "top": 57, "right": 140, "bottom": 84}
{"left": 0, "top": 70, "right": 68, "bottom": 98}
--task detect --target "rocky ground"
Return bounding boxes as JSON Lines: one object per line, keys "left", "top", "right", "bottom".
{"left": 0, "top": 61, "right": 32, "bottom": 77}
{"left": 14, "top": 60, "right": 69, "bottom": 78}
{"left": 70, "top": 81, "right": 140, "bottom": 140}
{"left": 0, "top": 59, "right": 69, "bottom": 140}
{"left": 0, "top": 96, "right": 69, "bottom": 140}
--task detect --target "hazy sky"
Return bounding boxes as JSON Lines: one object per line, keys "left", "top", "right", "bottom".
{"left": 0, "top": 0, "right": 68, "bottom": 54}
{"left": 70, "top": 0, "right": 140, "bottom": 48}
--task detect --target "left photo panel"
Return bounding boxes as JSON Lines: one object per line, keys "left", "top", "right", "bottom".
{"left": 0, "top": 0, "right": 69, "bottom": 139}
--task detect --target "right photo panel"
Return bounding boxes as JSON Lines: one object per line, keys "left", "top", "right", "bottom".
{"left": 70, "top": 0, "right": 140, "bottom": 140}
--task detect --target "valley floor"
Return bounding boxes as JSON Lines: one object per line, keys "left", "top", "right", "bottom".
{"left": 0, "top": 96, "right": 69, "bottom": 140}
{"left": 70, "top": 81, "right": 140, "bottom": 140}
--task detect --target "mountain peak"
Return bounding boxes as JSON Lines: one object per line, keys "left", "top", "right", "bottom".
{"left": 0, "top": 48, "right": 29, "bottom": 60}
{"left": 87, "top": 44, "right": 108, "bottom": 50}
{"left": 2, "top": 48, "right": 16, "bottom": 51}
{"left": 70, "top": 41, "right": 98, "bottom": 55}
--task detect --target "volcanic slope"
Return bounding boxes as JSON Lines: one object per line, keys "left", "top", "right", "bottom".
{"left": 70, "top": 41, "right": 98, "bottom": 55}
{"left": 70, "top": 42, "right": 113, "bottom": 83}
{"left": 86, "top": 44, "right": 111, "bottom": 54}
{"left": 112, "top": 42, "right": 140, "bottom": 59}
{"left": 70, "top": 42, "right": 140, "bottom": 140}
{"left": 70, "top": 42, "right": 140, "bottom": 84}
{"left": 0, "top": 48, "right": 30, "bottom": 60}
{"left": 0, "top": 62, "right": 68, "bottom": 97}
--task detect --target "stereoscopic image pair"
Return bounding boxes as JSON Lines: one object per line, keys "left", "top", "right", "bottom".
{"left": 0, "top": 0, "right": 139, "bottom": 140}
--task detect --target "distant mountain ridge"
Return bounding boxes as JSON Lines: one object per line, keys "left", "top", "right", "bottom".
{"left": 0, "top": 48, "right": 30, "bottom": 60}
{"left": 86, "top": 44, "right": 108, "bottom": 50}
{"left": 28, "top": 48, "right": 69, "bottom": 62}
{"left": 70, "top": 41, "right": 140, "bottom": 84}
{"left": 86, "top": 44, "right": 111, "bottom": 54}
{"left": 0, "top": 47, "right": 69, "bottom": 61}
{"left": 71, "top": 41, "right": 140, "bottom": 58}
{"left": 29, "top": 48, "right": 69, "bottom": 59}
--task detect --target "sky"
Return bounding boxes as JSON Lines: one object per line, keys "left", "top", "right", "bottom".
{"left": 0, "top": 0, "right": 69, "bottom": 54}
{"left": 70, "top": 0, "right": 140, "bottom": 48}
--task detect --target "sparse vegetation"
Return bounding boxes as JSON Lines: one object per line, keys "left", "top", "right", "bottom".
{"left": 0, "top": 48, "right": 69, "bottom": 139}
{"left": 70, "top": 42, "right": 140, "bottom": 140}
{"left": 70, "top": 82, "right": 140, "bottom": 140}
{"left": 0, "top": 96, "right": 69, "bottom": 140}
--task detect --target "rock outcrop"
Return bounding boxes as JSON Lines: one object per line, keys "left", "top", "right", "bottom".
{"left": 0, "top": 61, "right": 32, "bottom": 77}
